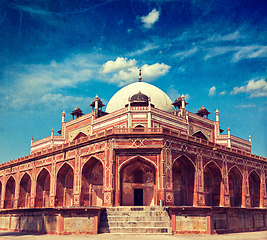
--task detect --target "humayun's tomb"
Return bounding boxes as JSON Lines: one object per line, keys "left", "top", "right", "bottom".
{"left": 0, "top": 71, "right": 266, "bottom": 235}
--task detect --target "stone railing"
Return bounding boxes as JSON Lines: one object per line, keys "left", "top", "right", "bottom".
{"left": 1, "top": 127, "right": 266, "bottom": 169}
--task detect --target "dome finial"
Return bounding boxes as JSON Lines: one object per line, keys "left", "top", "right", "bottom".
{"left": 138, "top": 69, "right": 142, "bottom": 82}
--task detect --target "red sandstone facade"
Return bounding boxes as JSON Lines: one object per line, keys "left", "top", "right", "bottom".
{"left": 0, "top": 80, "right": 266, "bottom": 234}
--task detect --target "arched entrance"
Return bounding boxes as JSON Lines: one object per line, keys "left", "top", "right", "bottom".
{"left": 81, "top": 158, "right": 103, "bottom": 206}
{"left": 228, "top": 167, "right": 242, "bottom": 207}
{"left": 204, "top": 162, "right": 222, "bottom": 206}
{"left": 19, "top": 173, "right": 31, "bottom": 208}
{"left": 172, "top": 156, "right": 195, "bottom": 206}
{"left": 4, "top": 176, "right": 15, "bottom": 209}
{"left": 249, "top": 171, "right": 260, "bottom": 207}
{"left": 56, "top": 163, "right": 74, "bottom": 207}
{"left": 36, "top": 168, "right": 50, "bottom": 207}
{"left": 120, "top": 158, "right": 156, "bottom": 206}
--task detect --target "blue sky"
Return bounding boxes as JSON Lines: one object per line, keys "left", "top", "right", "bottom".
{"left": 0, "top": 0, "right": 267, "bottom": 162}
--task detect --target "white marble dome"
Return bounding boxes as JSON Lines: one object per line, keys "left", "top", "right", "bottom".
{"left": 106, "top": 82, "right": 174, "bottom": 113}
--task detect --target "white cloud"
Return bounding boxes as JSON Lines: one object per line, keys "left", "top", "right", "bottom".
{"left": 100, "top": 57, "right": 137, "bottom": 73}
{"left": 204, "top": 45, "right": 267, "bottom": 62}
{"left": 127, "top": 43, "right": 159, "bottom": 57}
{"left": 230, "top": 79, "right": 267, "bottom": 98}
{"left": 141, "top": 9, "right": 160, "bottom": 29}
{"left": 2, "top": 54, "right": 101, "bottom": 110}
{"left": 174, "top": 47, "right": 198, "bottom": 59}
{"left": 205, "top": 31, "right": 245, "bottom": 43}
{"left": 204, "top": 46, "right": 237, "bottom": 59}
{"left": 219, "top": 90, "right": 227, "bottom": 96}
{"left": 141, "top": 63, "right": 171, "bottom": 79}
{"left": 8, "top": 93, "right": 93, "bottom": 111}
{"left": 100, "top": 57, "right": 171, "bottom": 86}
{"left": 232, "top": 45, "right": 267, "bottom": 62}
{"left": 208, "top": 86, "right": 216, "bottom": 96}
{"left": 235, "top": 104, "right": 257, "bottom": 109}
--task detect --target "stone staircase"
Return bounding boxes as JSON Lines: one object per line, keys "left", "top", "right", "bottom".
{"left": 98, "top": 206, "right": 172, "bottom": 234}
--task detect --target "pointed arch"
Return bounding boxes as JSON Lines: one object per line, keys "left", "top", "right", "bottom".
{"left": 118, "top": 155, "right": 158, "bottom": 173}
{"left": 81, "top": 155, "right": 104, "bottom": 170}
{"left": 81, "top": 157, "right": 103, "bottom": 207}
{"left": 228, "top": 165, "right": 243, "bottom": 176}
{"left": 18, "top": 173, "right": 31, "bottom": 208}
{"left": 4, "top": 176, "right": 15, "bottom": 209}
{"left": 192, "top": 130, "right": 208, "bottom": 140}
{"left": 120, "top": 156, "right": 157, "bottom": 206}
{"left": 248, "top": 169, "right": 260, "bottom": 178}
{"left": 173, "top": 154, "right": 196, "bottom": 168}
{"left": 73, "top": 131, "right": 88, "bottom": 141}
{"left": 204, "top": 161, "right": 222, "bottom": 206}
{"left": 172, "top": 155, "right": 195, "bottom": 206}
{"left": 204, "top": 160, "right": 221, "bottom": 171}
{"left": 249, "top": 170, "right": 260, "bottom": 207}
{"left": 56, "top": 162, "right": 74, "bottom": 176}
{"left": 36, "top": 168, "right": 51, "bottom": 208}
{"left": 228, "top": 166, "right": 242, "bottom": 207}
{"left": 56, "top": 163, "right": 74, "bottom": 207}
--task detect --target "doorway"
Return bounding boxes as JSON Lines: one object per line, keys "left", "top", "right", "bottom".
{"left": 134, "top": 188, "right": 143, "bottom": 206}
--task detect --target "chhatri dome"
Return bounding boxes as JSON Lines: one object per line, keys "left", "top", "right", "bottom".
{"left": 106, "top": 70, "right": 173, "bottom": 113}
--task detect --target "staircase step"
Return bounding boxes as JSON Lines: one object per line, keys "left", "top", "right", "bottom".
{"left": 105, "top": 207, "right": 165, "bottom": 212}
{"left": 100, "top": 216, "right": 170, "bottom": 222}
{"left": 99, "top": 220, "right": 171, "bottom": 228}
{"left": 98, "top": 227, "right": 172, "bottom": 234}
{"left": 98, "top": 206, "right": 172, "bottom": 235}
{"left": 104, "top": 210, "right": 169, "bottom": 217}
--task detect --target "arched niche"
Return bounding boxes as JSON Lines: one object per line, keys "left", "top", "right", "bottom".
{"left": 81, "top": 158, "right": 103, "bottom": 206}
{"left": 19, "top": 173, "right": 31, "bottom": 208}
{"left": 192, "top": 131, "right": 208, "bottom": 140}
{"left": 36, "top": 168, "right": 51, "bottom": 208}
{"left": 204, "top": 162, "right": 222, "bottom": 206}
{"left": 4, "top": 176, "right": 15, "bottom": 209}
{"left": 172, "top": 156, "right": 195, "bottom": 206}
{"left": 56, "top": 163, "right": 74, "bottom": 207}
{"left": 228, "top": 167, "right": 242, "bottom": 207}
{"left": 73, "top": 132, "right": 87, "bottom": 141}
{"left": 132, "top": 125, "right": 145, "bottom": 133}
{"left": 249, "top": 171, "right": 260, "bottom": 207}
{"left": 120, "top": 158, "right": 156, "bottom": 206}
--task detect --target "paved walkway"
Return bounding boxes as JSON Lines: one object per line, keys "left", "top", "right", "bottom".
{"left": 0, "top": 231, "right": 266, "bottom": 240}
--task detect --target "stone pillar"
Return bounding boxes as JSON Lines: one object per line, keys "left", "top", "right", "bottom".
{"left": 73, "top": 150, "right": 81, "bottom": 206}
{"left": 13, "top": 172, "right": 20, "bottom": 209}
{"left": 103, "top": 141, "right": 114, "bottom": 206}
{"left": 114, "top": 153, "right": 120, "bottom": 207}
{"left": 227, "top": 127, "right": 231, "bottom": 148}
{"left": 30, "top": 164, "right": 37, "bottom": 208}
{"left": 242, "top": 166, "right": 251, "bottom": 207}
{"left": 260, "top": 170, "right": 267, "bottom": 208}
{"left": 51, "top": 129, "right": 54, "bottom": 148}
{"left": 1, "top": 174, "right": 6, "bottom": 209}
{"left": 193, "top": 150, "right": 205, "bottom": 206}
{"left": 161, "top": 145, "right": 174, "bottom": 206}
{"left": 49, "top": 157, "right": 57, "bottom": 207}
{"left": 148, "top": 98, "right": 151, "bottom": 128}
{"left": 128, "top": 99, "right": 132, "bottom": 128}
{"left": 221, "top": 159, "right": 230, "bottom": 207}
